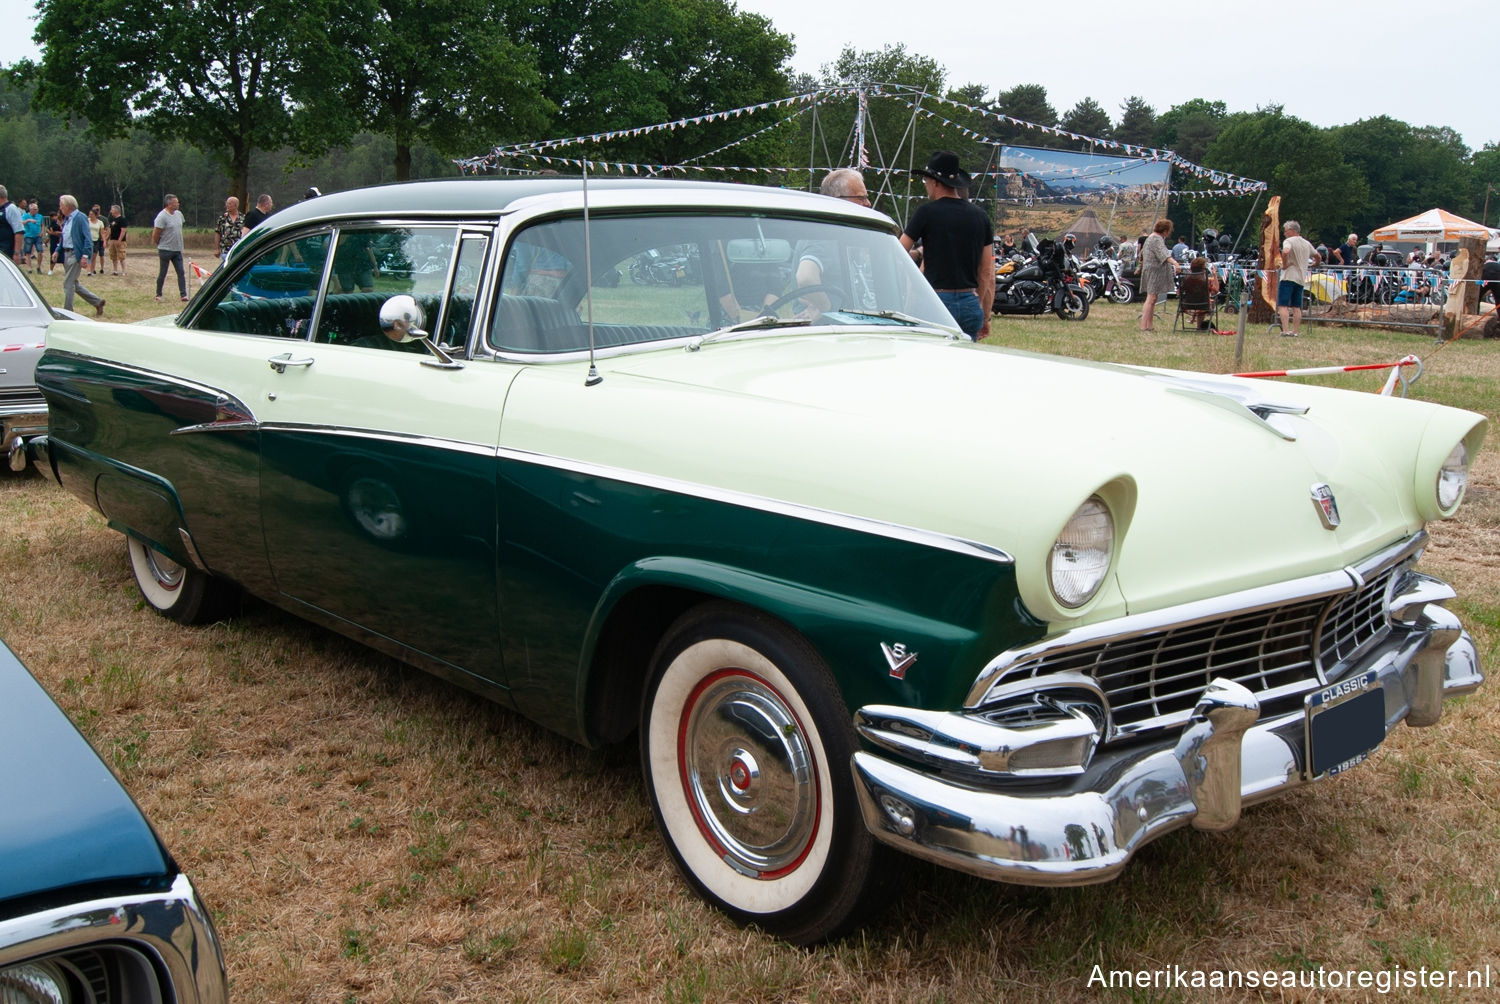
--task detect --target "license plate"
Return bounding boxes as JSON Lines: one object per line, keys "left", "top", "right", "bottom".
{"left": 1305, "top": 670, "right": 1386, "bottom": 779}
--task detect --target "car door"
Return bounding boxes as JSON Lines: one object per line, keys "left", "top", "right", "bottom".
{"left": 204, "top": 224, "right": 515, "bottom": 688}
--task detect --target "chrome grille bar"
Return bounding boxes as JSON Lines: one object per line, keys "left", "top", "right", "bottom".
{"left": 971, "top": 536, "right": 1424, "bottom": 739}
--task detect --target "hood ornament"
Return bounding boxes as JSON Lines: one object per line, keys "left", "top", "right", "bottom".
{"left": 1310, "top": 483, "right": 1341, "bottom": 530}
{"left": 881, "top": 642, "right": 918, "bottom": 679}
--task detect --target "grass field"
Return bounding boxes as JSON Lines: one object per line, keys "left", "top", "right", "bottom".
{"left": 2, "top": 294, "right": 1498, "bottom": 1002}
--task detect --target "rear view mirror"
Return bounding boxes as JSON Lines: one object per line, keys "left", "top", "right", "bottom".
{"left": 726, "top": 239, "right": 792, "bottom": 264}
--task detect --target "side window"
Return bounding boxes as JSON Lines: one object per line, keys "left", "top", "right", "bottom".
{"left": 315, "top": 227, "right": 459, "bottom": 351}
{"left": 438, "top": 236, "right": 486, "bottom": 350}
{"left": 192, "top": 232, "right": 330, "bottom": 339}
{"left": 492, "top": 237, "right": 580, "bottom": 352}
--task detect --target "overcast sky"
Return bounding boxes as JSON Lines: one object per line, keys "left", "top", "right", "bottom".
{"left": 3, "top": 0, "right": 1493, "bottom": 154}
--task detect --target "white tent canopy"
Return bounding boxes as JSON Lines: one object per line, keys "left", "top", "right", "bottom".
{"left": 1370, "top": 208, "right": 1498, "bottom": 243}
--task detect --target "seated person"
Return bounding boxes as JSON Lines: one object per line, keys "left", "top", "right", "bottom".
{"left": 1178, "top": 257, "right": 1219, "bottom": 330}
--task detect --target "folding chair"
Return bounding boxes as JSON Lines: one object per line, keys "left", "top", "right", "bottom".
{"left": 1172, "top": 271, "right": 1218, "bottom": 332}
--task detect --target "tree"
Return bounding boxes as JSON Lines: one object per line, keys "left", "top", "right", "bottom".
{"left": 31, "top": 0, "right": 325, "bottom": 205}
{"left": 1333, "top": 117, "right": 1470, "bottom": 236}
{"left": 1471, "top": 143, "right": 1500, "bottom": 226}
{"left": 992, "top": 83, "right": 1057, "bottom": 147}
{"left": 317, "top": 0, "right": 553, "bottom": 180}
{"left": 1060, "top": 97, "right": 1112, "bottom": 146}
{"left": 1155, "top": 99, "right": 1226, "bottom": 163}
{"left": 1115, "top": 97, "right": 1156, "bottom": 148}
{"left": 1203, "top": 107, "right": 1367, "bottom": 244}
{"left": 515, "top": 0, "right": 794, "bottom": 168}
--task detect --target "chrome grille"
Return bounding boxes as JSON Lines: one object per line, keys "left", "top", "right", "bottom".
{"left": 987, "top": 558, "right": 1408, "bottom": 736}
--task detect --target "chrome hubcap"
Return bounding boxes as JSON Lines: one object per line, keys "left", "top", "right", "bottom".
{"left": 681, "top": 670, "right": 818, "bottom": 878}
{"left": 145, "top": 549, "right": 185, "bottom": 591}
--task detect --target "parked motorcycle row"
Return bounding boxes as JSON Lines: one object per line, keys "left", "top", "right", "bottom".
{"left": 991, "top": 237, "right": 1091, "bottom": 320}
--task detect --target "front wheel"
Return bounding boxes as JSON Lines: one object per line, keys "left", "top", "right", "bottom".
{"left": 641, "top": 603, "right": 891, "bottom": 944}
{"left": 126, "top": 536, "right": 240, "bottom": 625}
{"left": 1054, "top": 285, "right": 1090, "bottom": 321}
{"left": 1106, "top": 281, "right": 1134, "bottom": 304}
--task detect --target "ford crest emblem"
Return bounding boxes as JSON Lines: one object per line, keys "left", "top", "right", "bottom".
{"left": 1310, "top": 483, "right": 1340, "bottom": 530}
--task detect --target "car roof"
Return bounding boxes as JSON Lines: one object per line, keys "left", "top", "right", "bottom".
{"left": 262, "top": 177, "right": 878, "bottom": 231}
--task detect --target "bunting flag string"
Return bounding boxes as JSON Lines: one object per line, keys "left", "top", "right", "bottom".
{"left": 457, "top": 81, "right": 1267, "bottom": 197}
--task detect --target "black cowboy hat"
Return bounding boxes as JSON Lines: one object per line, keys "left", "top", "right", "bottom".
{"left": 913, "top": 151, "right": 971, "bottom": 191}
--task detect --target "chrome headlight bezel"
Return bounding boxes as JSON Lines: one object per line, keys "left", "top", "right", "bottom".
{"left": 1048, "top": 495, "right": 1115, "bottom": 609}
{"left": 1436, "top": 441, "right": 1469, "bottom": 512}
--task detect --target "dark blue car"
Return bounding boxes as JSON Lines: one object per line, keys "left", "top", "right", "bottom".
{"left": 0, "top": 638, "right": 227, "bottom": 1002}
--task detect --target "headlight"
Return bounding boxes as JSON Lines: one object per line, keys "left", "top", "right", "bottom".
{"left": 1436, "top": 441, "right": 1468, "bottom": 511}
{"left": 1049, "top": 496, "right": 1114, "bottom": 608}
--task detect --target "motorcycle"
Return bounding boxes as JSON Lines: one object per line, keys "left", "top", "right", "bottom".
{"left": 629, "top": 246, "right": 698, "bottom": 286}
{"left": 991, "top": 239, "right": 1089, "bottom": 321}
{"left": 1077, "top": 252, "right": 1135, "bottom": 304}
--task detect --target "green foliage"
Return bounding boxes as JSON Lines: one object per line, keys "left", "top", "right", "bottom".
{"left": 1204, "top": 106, "right": 1368, "bottom": 244}
{"left": 1333, "top": 117, "right": 1472, "bottom": 236}
{"left": 1155, "top": 98, "right": 1227, "bottom": 162}
{"left": 1061, "top": 97, "right": 1112, "bottom": 141}
{"left": 316, "top": 0, "right": 553, "bottom": 180}
{"left": 517, "top": 0, "right": 794, "bottom": 166}
{"left": 993, "top": 83, "right": 1058, "bottom": 146}
{"left": 30, "top": 0, "right": 326, "bottom": 201}
{"left": 1116, "top": 96, "right": 1157, "bottom": 147}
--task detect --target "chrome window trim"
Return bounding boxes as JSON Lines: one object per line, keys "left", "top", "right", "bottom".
{"left": 495, "top": 445, "right": 1014, "bottom": 565}
{"left": 967, "top": 533, "right": 1426, "bottom": 708}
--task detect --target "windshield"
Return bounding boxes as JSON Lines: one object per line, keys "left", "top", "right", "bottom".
{"left": 0, "top": 259, "right": 38, "bottom": 308}
{"left": 489, "top": 212, "right": 956, "bottom": 354}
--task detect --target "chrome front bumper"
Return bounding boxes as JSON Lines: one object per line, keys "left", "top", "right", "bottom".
{"left": 0, "top": 873, "right": 228, "bottom": 1002}
{"left": 851, "top": 596, "right": 1482, "bottom": 886}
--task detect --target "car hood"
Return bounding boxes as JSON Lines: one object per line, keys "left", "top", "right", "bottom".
{"left": 0, "top": 639, "right": 172, "bottom": 903}
{"left": 501, "top": 331, "right": 1486, "bottom": 624}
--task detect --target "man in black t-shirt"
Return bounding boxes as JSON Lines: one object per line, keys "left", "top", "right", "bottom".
{"left": 900, "top": 151, "right": 994, "bottom": 339}
{"left": 241, "top": 194, "right": 274, "bottom": 236}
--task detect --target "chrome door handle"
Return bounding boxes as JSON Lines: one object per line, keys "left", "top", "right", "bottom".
{"left": 268, "top": 352, "right": 314, "bottom": 374}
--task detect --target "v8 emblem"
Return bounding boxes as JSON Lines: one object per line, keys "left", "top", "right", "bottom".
{"left": 881, "top": 642, "right": 918, "bottom": 680}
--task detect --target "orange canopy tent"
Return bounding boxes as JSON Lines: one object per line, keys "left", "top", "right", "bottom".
{"left": 1370, "top": 208, "right": 1498, "bottom": 242}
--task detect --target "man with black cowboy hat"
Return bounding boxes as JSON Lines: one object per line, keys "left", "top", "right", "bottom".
{"left": 900, "top": 151, "right": 994, "bottom": 340}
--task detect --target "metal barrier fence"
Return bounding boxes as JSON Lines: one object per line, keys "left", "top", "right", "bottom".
{"left": 1299, "top": 265, "right": 1447, "bottom": 332}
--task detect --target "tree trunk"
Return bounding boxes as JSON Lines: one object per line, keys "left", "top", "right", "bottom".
{"left": 1443, "top": 237, "right": 1486, "bottom": 339}
{"left": 395, "top": 143, "right": 412, "bottom": 182}
{"left": 1250, "top": 196, "right": 1280, "bottom": 324}
{"left": 229, "top": 139, "right": 251, "bottom": 215}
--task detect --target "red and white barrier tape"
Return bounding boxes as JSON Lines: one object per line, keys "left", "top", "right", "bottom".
{"left": 1232, "top": 355, "right": 1421, "bottom": 396}
{"left": 1, "top": 342, "right": 45, "bottom": 352}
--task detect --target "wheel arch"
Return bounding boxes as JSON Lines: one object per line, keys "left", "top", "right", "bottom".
{"left": 578, "top": 555, "right": 993, "bottom": 747}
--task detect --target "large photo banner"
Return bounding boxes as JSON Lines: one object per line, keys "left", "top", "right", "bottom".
{"left": 989, "top": 146, "right": 1170, "bottom": 250}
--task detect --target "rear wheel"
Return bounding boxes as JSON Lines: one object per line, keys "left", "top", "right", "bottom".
{"left": 640, "top": 603, "right": 890, "bottom": 944}
{"left": 126, "top": 536, "right": 240, "bottom": 625}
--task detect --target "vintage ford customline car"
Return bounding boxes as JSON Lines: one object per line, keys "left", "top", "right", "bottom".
{"left": 0, "top": 637, "right": 227, "bottom": 1001}
{"left": 31, "top": 179, "right": 1486, "bottom": 944}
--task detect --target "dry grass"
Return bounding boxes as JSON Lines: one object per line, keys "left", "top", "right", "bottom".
{"left": 3, "top": 299, "right": 1499, "bottom": 1001}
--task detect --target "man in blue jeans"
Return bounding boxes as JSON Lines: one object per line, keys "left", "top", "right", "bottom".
{"left": 899, "top": 151, "right": 994, "bottom": 340}
{"left": 57, "top": 195, "right": 105, "bottom": 316}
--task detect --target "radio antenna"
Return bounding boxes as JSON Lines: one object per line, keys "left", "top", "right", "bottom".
{"left": 582, "top": 160, "right": 602, "bottom": 386}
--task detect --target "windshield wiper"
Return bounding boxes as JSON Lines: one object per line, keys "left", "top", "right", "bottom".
{"left": 831, "top": 308, "right": 936, "bottom": 327}
{"left": 688, "top": 314, "right": 812, "bottom": 351}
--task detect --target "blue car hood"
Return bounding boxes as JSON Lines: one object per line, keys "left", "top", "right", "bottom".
{"left": 0, "top": 639, "right": 171, "bottom": 904}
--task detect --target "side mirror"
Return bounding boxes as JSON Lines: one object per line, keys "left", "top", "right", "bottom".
{"left": 379, "top": 294, "right": 427, "bottom": 343}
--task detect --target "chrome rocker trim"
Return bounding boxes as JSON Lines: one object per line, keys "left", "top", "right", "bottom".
{"left": 0, "top": 873, "right": 228, "bottom": 1003}
{"left": 851, "top": 586, "right": 1481, "bottom": 887}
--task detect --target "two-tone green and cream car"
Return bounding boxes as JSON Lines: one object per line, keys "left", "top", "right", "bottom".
{"left": 32, "top": 179, "right": 1486, "bottom": 944}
